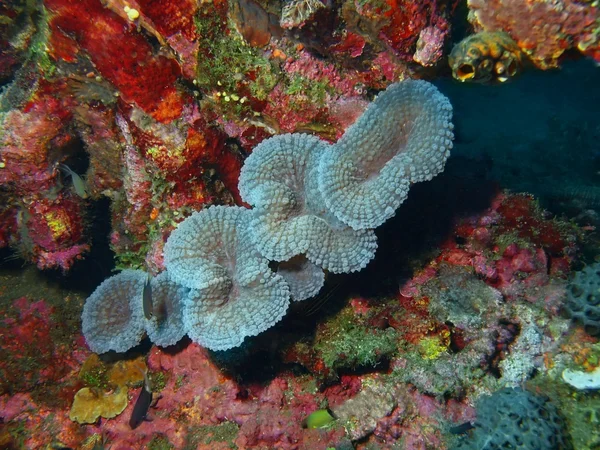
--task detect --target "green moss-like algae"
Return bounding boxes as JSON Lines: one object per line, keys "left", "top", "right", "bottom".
{"left": 313, "top": 306, "right": 398, "bottom": 374}
{"left": 184, "top": 421, "right": 240, "bottom": 450}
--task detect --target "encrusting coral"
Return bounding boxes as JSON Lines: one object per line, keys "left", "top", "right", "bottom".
{"left": 81, "top": 80, "right": 454, "bottom": 352}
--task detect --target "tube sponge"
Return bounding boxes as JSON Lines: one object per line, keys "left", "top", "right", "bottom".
{"left": 165, "top": 206, "right": 291, "bottom": 350}
{"left": 239, "top": 133, "right": 378, "bottom": 273}
{"left": 319, "top": 80, "right": 454, "bottom": 230}
{"left": 82, "top": 269, "right": 147, "bottom": 354}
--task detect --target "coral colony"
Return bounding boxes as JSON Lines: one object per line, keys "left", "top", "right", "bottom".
{"left": 2, "top": 0, "right": 600, "bottom": 448}
{"left": 83, "top": 81, "right": 454, "bottom": 352}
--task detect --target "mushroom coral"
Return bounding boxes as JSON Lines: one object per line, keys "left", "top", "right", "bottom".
{"left": 81, "top": 80, "right": 453, "bottom": 352}
{"left": 277, "top": 255, "right": 326, "bottom": 301}
{"left": 145, "top": 271, "right": 189, "bottom": 347}
{"left": 238, "top": 133, "right": 378, "bottom": 273}
{"left": 166, "top": 206, "right": 291, "bottom": 351}
{"left": 82, "top": 269, "right": 147, "bottom": 354}
{"left": 319, "top": 80, "right": 453, "bottom": 230}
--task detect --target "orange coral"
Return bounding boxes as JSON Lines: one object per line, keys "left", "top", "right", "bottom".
{"left": 468, "top": 0, "right": 600, "bottom": 68}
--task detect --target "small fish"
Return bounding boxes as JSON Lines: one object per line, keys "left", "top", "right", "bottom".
{"left": 449, "top": 31, "right": 524, "bottom": 84}
{"left": 129, "top": 369, "right": 153, "bottom": 429}
{"left": 59, "top": 164, "right": 90, "bottom": 199}
{"left": 142, "top": 274, "right": 153, "bottom": 320}
{"left": 302, "top": 408, "right": 336, "bottom": 429}
{"left": 449, "top": 421, "right": 475, "bottom": 435}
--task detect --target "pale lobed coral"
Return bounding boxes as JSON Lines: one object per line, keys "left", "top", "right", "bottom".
{"left": 277, "top": 255, "right": 325, "bottom": 301}
{"left": 183, "top": 270, "right": 289, "bottom": 351}
{"left": 145, "top": 271, "right": 189, "bottom": 347}
{"left": 239, "top": 133, "right": 378, "bottom": 273}
{"left": 82, "top": 80, "right": 454, "bottom": 352}
{"left": 319, "top": 80, "right": 453, "bottom": 230}
{"left": 81, "top": 269, "right": 148, "bottom": 354}
{"left": 166, "top": 206, "right": 291, "bottom": 350}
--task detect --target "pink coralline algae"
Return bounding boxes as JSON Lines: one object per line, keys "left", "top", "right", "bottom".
{"left": 0, "top": 83, "right": 90, "bottom": 271}
{"left": 0, "top": 297, "right": 86, "bottom": 396}
{"left": 467, "top": 0, "right": 600, "bottom": 68}
{"left": 0, "top": 0, "right": 246, "bottom": 271}
{"left": 76, "top": 343, "right": 349, "bottom": 449}
{"left": 436, "top": 192, "right": 577, "bottom": 307}
{"left": 1, "top": 0, "right": 596, "bottom": 448}
{"left": 413, "top": 26, "right": 447, "bottom": 67}
{"left": 342, "top": 0, "right": 455, "bottom": 65}
{"left": 0, "top": 0, "right": 462, "bottom": 271}
{"left": 0, "top": 185, "right": 590, "bottom": 448}
{"left": 0, "top": 86, "right": 72, "bottom": 194}
{"left": 23, "top": 194, "right": 90, "bottom": 270}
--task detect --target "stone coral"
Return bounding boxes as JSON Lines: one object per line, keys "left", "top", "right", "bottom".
{"left": 145, "top": 271, "right": 189, "bottom": 347}
{"left": 82, "top": 80, "right": 454, "bottom": 353}
{"left": 277, "top": 256, "right": 325, "bottom": 301}
{"left": 319, "top": 80, "right": 453, "bottom": 230}
{"left": 81, "top": 269, "right": 147, "bottom": 354}
{"left": 239, "top": 133, "right": 378, "bottom": 273}
{"left": 166, "top": 206, "right": 291, "bottom": 350}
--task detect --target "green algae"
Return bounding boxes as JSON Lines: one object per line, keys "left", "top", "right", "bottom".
{"left": 183, "top": 422, "right": 240, "bottom": 449}
{"left": 0, "top": 2, "right": 53, "bottom": 112}
{"left": 148, "top": 435, "right": 175, "bottom": 450}
{"left": 4, "top": 420, "right": 28, "bottom": 449}
{"left": 313, "top": 306, "right": 398, "bottom": 373}
{"left": 149, "top": 371, "right": 167, "bottom": 392}
{"left": 195, "top": 6, "right": 279, "bottom": 115}
{"left": 79, "top": 357, "right": 109, "bottom": 390}
{"left": 285, "top": 75, "right": 334, "bottom": 109}
{"left": 112, "top": 240, "right": 149, "bottom": 271}
{"left": 494, "top": 231, "right": 533, "bottom": 254}
{"left": 174, "top": 374, "right": 187, "bottom": 391}
{"left": 417, "top": 335, "right": 449, "bottom": 360}
{"left": 48, "top": 294, "right": 85, "bottom": 348}
{"left": 28, "top": 5, "right": 55, "bottom": 77}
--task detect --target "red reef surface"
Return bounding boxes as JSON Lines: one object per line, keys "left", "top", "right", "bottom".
{"left": 47, "top": 0, "right": 184, "bottom": 122}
